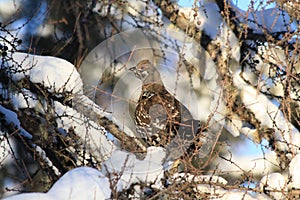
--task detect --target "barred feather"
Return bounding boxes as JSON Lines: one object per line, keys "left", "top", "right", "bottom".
{"left": 130, "top": 60, "right": 199, "bottom": 148}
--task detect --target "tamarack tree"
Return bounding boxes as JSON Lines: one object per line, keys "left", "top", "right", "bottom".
{"left": 0, "top": 0, "right": 299, "bottom": 199}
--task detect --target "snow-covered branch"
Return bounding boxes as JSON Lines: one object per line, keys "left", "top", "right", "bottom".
{"left": 1, "top": 0, "right": 300, "bottom": 199}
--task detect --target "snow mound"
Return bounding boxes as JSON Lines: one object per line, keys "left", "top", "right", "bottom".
{"left": 4, "top": 52, "right": 83, "bottom": 94}
{"left": 4, "top": 167, "right": 111, "bottom": 200}
{"left": 101, "top": 147, "right": 165, "bottom": 191}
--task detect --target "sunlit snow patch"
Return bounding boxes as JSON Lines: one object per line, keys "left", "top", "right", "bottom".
{"left": 4, "top": 52, "right": 83, "bottom": 94}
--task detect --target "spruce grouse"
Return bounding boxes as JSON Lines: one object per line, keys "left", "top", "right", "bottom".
{"left": 129, "top": 60, "right": 202, "bottom": 156}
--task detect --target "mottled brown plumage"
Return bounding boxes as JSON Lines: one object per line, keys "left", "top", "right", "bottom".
{"left": 130, "top": 60, "right": 199, "bottom": 148}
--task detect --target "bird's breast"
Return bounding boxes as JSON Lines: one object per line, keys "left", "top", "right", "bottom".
{"left": 135, "top": 91, "right": 181, "bottom": 126}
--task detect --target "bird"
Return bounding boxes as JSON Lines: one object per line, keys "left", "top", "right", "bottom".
{"left": 129, "top": 60, "right": 203, "bottom": 158}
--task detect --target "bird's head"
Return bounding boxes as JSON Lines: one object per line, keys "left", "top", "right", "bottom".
{"left": 129, "top": 60, "right": 162, "bottom": 84}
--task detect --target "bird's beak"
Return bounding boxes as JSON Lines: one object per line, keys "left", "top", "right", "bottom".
{"left": 128, "top": 66, "right": 136, "bottom": 71}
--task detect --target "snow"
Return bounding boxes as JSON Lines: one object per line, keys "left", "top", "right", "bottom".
{"left": 3, "top": 167, "right": 111, "bottom": 200}
{"left": 73, "top": 94, "right": 138, "bottom": 138}
{"left": 178, "top": 2, "right": 222, "bottom": 38}
{"left": 48, "top": 167, "right": 111, "bottom": 200}
{"left": 177, "top": 2, "right": 240, "bottom": 64}
{"left": 101, "top": 147, "right": 165, "bottom": 191}
{"left": 289, "top": 154, "right": 300, "bottom": 189}
{"left": 3, "top": 147, "right": 165, "bottom": 200}
{"left": 215, "top": 145, "right": 279, "bottom": 177}
{"left": 4, "top": 52, "right": 83, "bottom": 94}
{"left": 3, "top": 193, "right": 51, "bottom": 200}
{"left": 216, "top": 23, "right": 241, "bottom": 64}
{"left": 173, "top": 173, "right": 228, "bottom": 185}
{"left": 0, "top": 135, "right": 14, "bottom": 165}
{"left": 260, "top": 173, "right": 287, "bottom": 200}
{"left": 0, "top": 53, "right": 115, "bottom": 199}
{"left": 35, "top": 145, "right": 61, "bottom": 176}
{"left": 0, "top": 105, "right": 32, "bottom": 138}
{"left": 221, "top": 191, "right": 263, "bottom": 200}
{"left": 0, "top": 0, "right": 299, "bottom": 196}
{"left": 233, "top": 70, "right": 300, "bottom": 152}
{"left": 224, "top": 114, "right": 243, "bottom": 137}
{"left": 54, "top": 100, "right": 116, "bottom": 163}
{"left": 0, "top": 0, "right": 20, "bottom": 17}
{"left": 256, "top": 44, "right": 300, "bottom": 99}
{"left": 92, "top": 0, "right": 163, "bottom": 30}
{"left": 181, "top": 174, "right": 264, "bottom": 200}
{"left": 10, "top": 89, "right": 38, "bottom": 109}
